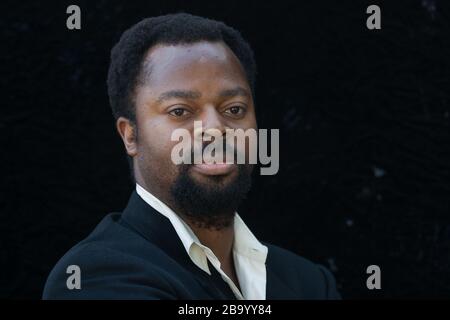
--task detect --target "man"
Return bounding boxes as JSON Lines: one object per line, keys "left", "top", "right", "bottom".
{"left": 43, "top": 13, "right": 341, "bottom": 300}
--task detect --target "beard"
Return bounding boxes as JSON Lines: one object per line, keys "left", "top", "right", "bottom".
{"left": 170, "top": 163, "right": 253, "bottom": 230}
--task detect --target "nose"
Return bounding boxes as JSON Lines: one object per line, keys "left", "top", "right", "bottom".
{"left": 194, "top": 105, "right": 227, "bottom": 141}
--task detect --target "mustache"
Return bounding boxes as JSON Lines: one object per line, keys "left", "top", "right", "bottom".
{"left": 176, "top": 140, "right": 247, "bottom": 167}
{"left": 191, "top": 142, "right": 244, "bottom": 162}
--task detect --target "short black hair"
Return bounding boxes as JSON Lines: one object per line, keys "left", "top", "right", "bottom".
{"left": 107, "top": 12, "right": 257, "bottom": 124}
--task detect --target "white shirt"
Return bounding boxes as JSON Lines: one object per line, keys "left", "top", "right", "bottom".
{"left": 136, "top": 183, "right": 268, "bottom": 300}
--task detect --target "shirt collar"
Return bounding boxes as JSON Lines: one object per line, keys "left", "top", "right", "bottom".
{"left": 136, "top": 183, "right": 199, "bottom": 254}
{"left": 135, "top": 183, "right": 267, "bottom": 273}
{"left": 234, "top": 214, "right": 268, "bottom": 262}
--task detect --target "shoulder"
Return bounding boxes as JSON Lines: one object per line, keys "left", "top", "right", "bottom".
{"left": 42, "top": 213, "right": 178, "bottom": 299}
{"left": 265, "top": 243, "right": 322, "bottom": 274}
{"left": 265, "top": 243, "right": 342, "bottom": 299}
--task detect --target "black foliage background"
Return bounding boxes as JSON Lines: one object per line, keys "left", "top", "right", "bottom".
{"left": 1, "top": 0, "right": 449, "bottom": 298}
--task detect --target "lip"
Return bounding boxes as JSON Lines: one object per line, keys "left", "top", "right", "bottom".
{"left": 191, "top": 162, "right": 236, "bottom": 176}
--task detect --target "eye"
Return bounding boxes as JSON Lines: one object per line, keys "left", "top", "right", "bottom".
{"left": 224, "top": 105, "right": 246, "bottom": 117}
{"left": 168, "top": 107, "right": 191, "bottom": 118}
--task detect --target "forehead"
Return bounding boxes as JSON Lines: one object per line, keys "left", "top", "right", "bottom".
{"left": 140, "top": 41, "right": 250, "bottom": 90}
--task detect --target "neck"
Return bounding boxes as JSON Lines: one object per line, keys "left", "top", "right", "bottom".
{"left": 186, "top": 216, "right": 240, "bottom": 290}
{"left": 136, "top": 176, "right": 235, "bottom": 241}
{"left": 185, "top": 216, "right": 235, "bottom": 264}
{"left": 135, "top": 178, "right": 236, "bottom": 272}
{"left": 135, "top": 179, "right": 240, "bottom": 287}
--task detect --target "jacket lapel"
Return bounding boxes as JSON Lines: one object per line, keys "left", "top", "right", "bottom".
{"left": 119, "top": 191, "right": 236, "bottom": 300}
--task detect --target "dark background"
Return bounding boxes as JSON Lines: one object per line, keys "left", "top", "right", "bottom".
{"left": 1, "top": 0, "right": 449, "bottom": 299}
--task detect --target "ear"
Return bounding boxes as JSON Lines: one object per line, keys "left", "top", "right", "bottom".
{"left": 116, "top": 117, "right": 138, "bottom": 157}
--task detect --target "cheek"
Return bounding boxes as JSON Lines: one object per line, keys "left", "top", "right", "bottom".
{"left": 239, "top": 119, "right": 258, "bottom": 163}
{"left": 137, "top": 122, "right": 183, "bottom": 173}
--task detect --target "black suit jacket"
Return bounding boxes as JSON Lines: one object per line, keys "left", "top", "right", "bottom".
{"left": 43, "top": 191, "right": 341, "bottom": 299}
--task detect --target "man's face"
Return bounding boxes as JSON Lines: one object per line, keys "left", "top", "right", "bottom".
{"left": 119, "top": 41, "right": 257, "bottom": 227}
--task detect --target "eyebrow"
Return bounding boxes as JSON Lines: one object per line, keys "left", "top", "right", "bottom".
{"left": 156, "top": 86, "right": 250, "bottom": 104}
{"left": 219, "top": 86, "right": 250, "bottom": 98}
{"left": 156, "top": 90, "right": 201, "bottom": 103}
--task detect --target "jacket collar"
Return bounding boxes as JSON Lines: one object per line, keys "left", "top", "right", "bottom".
{"left": 118, "top": 190, "right": 238, "bottom": 299}
{"left": 119, "top": 190, "right": 192, "bottom": 267}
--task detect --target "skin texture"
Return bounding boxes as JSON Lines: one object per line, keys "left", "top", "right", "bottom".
{"left": 116, "top": 41, "right": 257, "bottom": 289}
